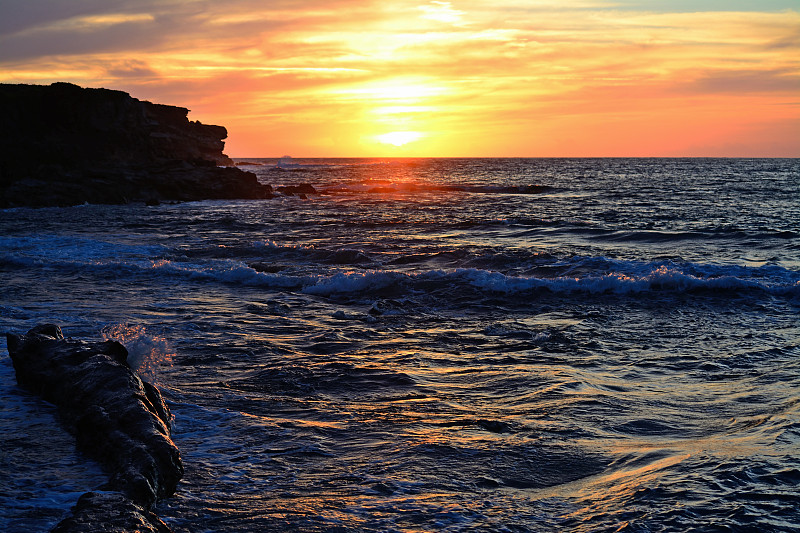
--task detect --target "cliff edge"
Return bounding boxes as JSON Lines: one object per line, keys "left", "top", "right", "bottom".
{"left": 0, "top": 82, "right": 272, "bottom": 207}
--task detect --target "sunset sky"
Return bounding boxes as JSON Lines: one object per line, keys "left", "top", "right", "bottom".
{"left": 1, "top": 1, "right": 798, "bottom": 157}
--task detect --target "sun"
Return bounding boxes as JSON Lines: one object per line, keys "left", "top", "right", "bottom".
{"left": 376, "top": 131, "right": 423, "bottom": 147}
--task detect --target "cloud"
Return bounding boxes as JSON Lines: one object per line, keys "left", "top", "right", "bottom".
{"left": 105, "top": 59, "right": 159, "bottom": 78}
{"left": 0, "top": 18, "right": 166, "bottom": 62}
{"left": 614, "top": 0, "right": 799, "bottom": 12}
{"left": 0, "top": 0, "right": 129, "bottom": 35}
{"left": 0, "top": 1, "right": 210, "bottom": 62}
{"left": 0, "top": 0, "right": 797, "bottom": 156}
{"left": 418, "top": 1, "right": 468, "bottom": 25}
{"left": 687, "top": 68, "right": 800, "bottom": 95}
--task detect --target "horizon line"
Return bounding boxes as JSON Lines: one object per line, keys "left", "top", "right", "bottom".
{"left": 231, "top": 155, "right": 800, "bottom": 159}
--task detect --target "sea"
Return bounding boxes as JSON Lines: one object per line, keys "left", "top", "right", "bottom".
{"left": 1, "top": 158, "right": 798, "bottom": 532}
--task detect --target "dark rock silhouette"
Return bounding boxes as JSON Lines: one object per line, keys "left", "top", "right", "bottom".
{"left": 276, "top": 183, "right": 317, "bottom": 196}
{"left": 0, "top": 82, "right": 273, "bottom": 207}
{"left": 6, "top": 324, "right": 182, "bottom": 532}
{"left": 50, "top": 492, "right": 173, "bottom": 533}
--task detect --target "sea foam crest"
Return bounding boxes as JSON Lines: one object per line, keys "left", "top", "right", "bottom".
{"left": 101, "top": 323, "right": 175, "bottom": 380}
{"left": 145, "top": 258, "right": 799, "bottom": 298}
{"left": 149, "top": 258, "right": 313, "bottom": 289}
{"left": 454, "top": 265, "right": 796, "bottom": 295}
{"left": 296, "top": 264, "right": 799, "bottom": 297}
{"left": 302, "top": 270, "right": 409, "bottom": 295}
{"left": 7, "top": 232, "right": 795, "bottom": 299}
{"left": 0, "top": 234, "right": 168, "bottom": 263}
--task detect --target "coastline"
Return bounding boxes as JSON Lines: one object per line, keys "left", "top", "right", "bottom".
{"left": 0, "top": 83, "right": 272, "bottom": 208}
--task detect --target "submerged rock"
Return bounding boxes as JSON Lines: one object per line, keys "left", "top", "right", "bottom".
{"left": 5, "top": 324, "right": 183, "bottom": 531}
{"left": 276, "top": 183, "right": 317, "bottom": 196}
{"left": 0, "top": 82, "right": 273, "bottom": 207}
{"left": 50, "top": 491, "right": 173, "bottom": 533}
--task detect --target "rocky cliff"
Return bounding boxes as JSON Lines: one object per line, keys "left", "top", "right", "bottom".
{"left": 0, "top": 82, "right": 272, "bottom": 207}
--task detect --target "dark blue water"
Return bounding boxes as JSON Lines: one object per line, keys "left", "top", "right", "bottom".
{"left": 1, "top": 158, "right": 799, "bottom": 531}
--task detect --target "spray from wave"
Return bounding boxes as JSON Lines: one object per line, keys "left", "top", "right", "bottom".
{"left": 101, "top": 324, "right": 174, "bottom": 380}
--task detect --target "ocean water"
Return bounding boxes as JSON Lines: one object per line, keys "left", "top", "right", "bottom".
{"left": 1, "top": 158, "right": 798, "bottom": 532}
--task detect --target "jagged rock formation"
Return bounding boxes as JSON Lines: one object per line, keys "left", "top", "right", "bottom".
{"left": 276, "top": 183, "right": 318, "bottom": 197}
{"left": 6, "top": 324, "right": 182, "bottom": 532}
{"left": 50, "top": 492, "right": 173, "bottom": 533}
{"left": 0, "top": 82, "right": 273, "bottom": 207}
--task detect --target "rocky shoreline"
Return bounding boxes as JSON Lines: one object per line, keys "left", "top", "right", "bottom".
{"left": 6, "top": 325, "right": 182, "bottom": 532}
{"left": 0, "top": 83, "right": 274, "bottom": 207}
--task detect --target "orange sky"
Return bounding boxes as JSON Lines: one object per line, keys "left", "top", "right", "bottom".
{"left": 1, "top": 1, "right": 798, "bottom": 157}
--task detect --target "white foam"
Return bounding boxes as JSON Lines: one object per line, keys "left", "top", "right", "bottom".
{"left": 0, "top": 234, "right": 168, "bottom": 264}
{"left": 5, "top": 229, "right": 797, "bottom": 300}
{"left": 302, "top": 271, "right": 408, "bottom": 295}
{"left": 176, "top": 260, "right": 800, "bottom": 298}
{"left": 148, "top": 259, "right": 313, "bottom": 289}
{"left": 101, "top": 324, "right": 175, "bottom": 380}
{"left": 452, "top": 265, "right": 789, "bottom": 295}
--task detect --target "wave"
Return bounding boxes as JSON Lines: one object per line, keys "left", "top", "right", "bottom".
{"left": 101, "top": 323, "right": 175, "bottom": 380}
{"left": 0, "top": 234, "right": 168, "bottom": 263}
{"left": 324, "top": 266, "right": 798, "bottom": 297}
{"left": 148, "top": 260, "right": 800, "bottom": 300}
{"left": 3, "top": 234, "right": 798, "bottom": 300}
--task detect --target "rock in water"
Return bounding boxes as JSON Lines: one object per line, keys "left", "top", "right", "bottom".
{"left": 50, "top": 492, "right": 173, "bottom": 533}
{"left": 276, "top": 183, "right": 318, "bottom": 196}
{"left": 5, "top": 324, "right": 183, "bottom": 531}
{"left": 0, "top": 82, "right": 273, "bottom": 207}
